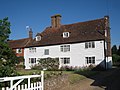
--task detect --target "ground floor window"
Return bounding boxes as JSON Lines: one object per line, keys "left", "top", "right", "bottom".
{"left": 61, "top": 57, "right": 70, "bottom": 64}
{"left": 29, "top": 58, "right": 36, "bottom": 64}
{"left": 85, "top": 56, "right": 95, "bottom": 64}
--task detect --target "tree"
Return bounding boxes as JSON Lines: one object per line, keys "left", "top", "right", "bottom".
{"left": 112, "top": 54, "right": 120, "bottom": 65}
{"left": 0, "top": 17, "right": 18, "bottom": 77}
{"left": 112, "top": 45, "right": 117, "bottom": 54}
{"left": 117, "top": 45, "right": 120, "bottom": 56}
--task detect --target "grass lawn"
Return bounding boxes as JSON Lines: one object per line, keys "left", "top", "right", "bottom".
{"left": 17, "top": 69, "right": 41, "bottom": 75}
{"left": 17, "top": 69, "right": 99, "bottom": 84}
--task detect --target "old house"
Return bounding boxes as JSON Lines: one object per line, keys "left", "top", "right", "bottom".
{"left": 24, "top": 15, "right": 112, "bottom": 69}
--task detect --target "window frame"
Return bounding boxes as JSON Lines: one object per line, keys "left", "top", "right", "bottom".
{"left": 29, "top": 47, "right": 36, "bottom": 53}
{"left": 44, "top": 49, "right": 49, "bottom": 55}
{"left": 16, "top": 48, "right": 22, "bottom": 53}
{"left": 63, "top": 32, "right": 70, "bottom": 38}
{"left": 29, "top": 58, "right": 36, "bottom": 64}
{"left": 85, "top": 56, "right": 95, "bottom": 64}
{"left": 60, "top": 45, "right": 70, "bottom": 52}
{"left": 61, "top": 57, "right": 70, "bottom": 64}
{"left": 85, "top": 41, "right": 95, "bottom": 49}
{"left": 36, "top": 36, "right": 41, "bottom": 41}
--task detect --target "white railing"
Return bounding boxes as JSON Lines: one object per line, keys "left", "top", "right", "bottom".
{"left": 0, "top": 71, "right": 44, "bottom": 90}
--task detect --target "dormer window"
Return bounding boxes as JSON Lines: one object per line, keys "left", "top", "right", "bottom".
{"left": 63, "top": 32, "right": 69, "bottom": 38}
{"left": 36, "top": 36, "right": 41, "bottom": 41}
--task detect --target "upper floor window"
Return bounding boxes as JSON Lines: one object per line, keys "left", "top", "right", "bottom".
{"left": 60, "top": 45, "right": 70, "bottom": 52}
{"left": 85, "top": 41, "right": 95, "bottom": 48}
{"left": 85, "top": 57, "right": 95, "bottom": 64}
{"left": 36, "top": 36, "right": 41, "bottom": 41}
{"left": 63, "top": 32, "right": 69, "bottom": 38}
{"left": 16, "top": 48, "right": 22, "bottom": 53}
{"left": 44, "top": 49, "right": 49, "bottom": 55}
{"left": 29, "top": 47, "right": 36, "bottom": 53}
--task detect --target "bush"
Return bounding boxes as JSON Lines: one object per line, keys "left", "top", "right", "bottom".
{"left": 15, "top": 65, "right": 25, "bottom": 69}
{"left": 31, "top": 64, "right": 42, "bottom": 70}
{"left": 112, "top": 54, "right": 120, "bottom": 66}
{"left": 17, "top": 56, "right": 24, "bottom": 65}
{"left": 37, "top": 58, "right": 59, "bottom": 70}
{"left": 60, "top": 65, "right": 95, "bottom": 71}
{"left": 60, "top": 66, "right": 74, "bottom": 71}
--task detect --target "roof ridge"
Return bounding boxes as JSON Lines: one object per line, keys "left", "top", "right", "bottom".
{"left": 62, "top": 18, "right": 104, "bottom": 27}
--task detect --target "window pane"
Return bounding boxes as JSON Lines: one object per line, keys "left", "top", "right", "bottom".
{"left": 16, "top": 49, "right": 22, "bottom": 53}
{"left": 29, "top": 58, "right": 31, "bottom": 63}
{"left": 61, "top": 58, "right": 64, "bottom": 64}
{"left": 63, "top": 32, "right": 69, "bottom": 38}
{"left": 85, "top": 57, "right": 88, "bottom": 64}
{"left": 31, "top": 58, "right": 34, "bottom": 63}
{"left": 92, "top": 57, "right": 95, "bottom": 64}
{"left": 89, "top": 60, "right": 91, "bottom": 63}
{"left": 85, "top": 57, "right": 95, "bottom": 64}
{"left": 29, "top": 47, "right": 36, "bottom": 52}
{"left": 93, "top": 60, "right": 95, "bottom": 64}
{"left": 60, "top": 46, "right": 63, "bottom": 52}
{"left": 44, "top": 49, "right": 49, "bottom": 55}
{"left": 92, "top": 42, "right": 95, "bottom": 48}
{"left": 61, "top": 58, "right": 70, "bottom": 64}
{"left": 67, "top": 58, "right": 70, "bottom": 64}
{"left": 85, "top": 43, "right": 88, "bottom": 48}
{"left": 89, "top": 42, "right": 91, "bottom": 48}
{"left": 67, "top": 45, "right": 70, "bottom": 51}
{"left": 60, "top": 45, "right": 70, "bottom": 52}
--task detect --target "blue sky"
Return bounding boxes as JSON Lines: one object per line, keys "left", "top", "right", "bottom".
{"left": 0, "top": 0, "right": 120, "bottom": 46}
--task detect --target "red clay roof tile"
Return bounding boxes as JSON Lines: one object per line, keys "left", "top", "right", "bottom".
{"left": 8, "top": 38, "right": 31, "bottom": 49}
{"left": 26, "top": 17, "right": 106, "bottom": 47}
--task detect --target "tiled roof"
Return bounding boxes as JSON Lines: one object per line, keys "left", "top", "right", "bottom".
{"left": 8, "top": 38, "right": 31, "bottom": 49}
{"left": 26, "top": 17, "right": 106, "bottom": 47}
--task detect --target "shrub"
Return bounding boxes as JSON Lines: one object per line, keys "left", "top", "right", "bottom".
{"left": 15, "top": 65, "right": 25, "bottom": 69}
{"left": 31, "top": 64, "right": 42, "bottom": 70}
{"left": 17, "top": 56, "right": 24, "bottom": 65}
{"left": 112, "top": 54, "right": 120, "bottom": 66}
{"left": 37, "top": 57, "right": 59, "bottom": 70}
{"left": 60, "top": 65, "right": 95, "bottom": 71}
{"left": 60, "top": 66, "right": 74, "bottom": 71}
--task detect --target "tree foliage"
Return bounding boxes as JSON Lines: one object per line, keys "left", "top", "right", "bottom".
{"left": 112, "top": 45, "right": 120, "bottom": 66}
{"left": 0, "top": 17, "right": 18, "bottom": 77}
{"left": 112, "top": 45, "right": 117, "bottom": 54}
{"left": 117, "top": 46, "right": 120, "bottom": 56}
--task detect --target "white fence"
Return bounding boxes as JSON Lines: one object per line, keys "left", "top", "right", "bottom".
{"left": 0, "top": 71, "right": 44, "bottom": 90}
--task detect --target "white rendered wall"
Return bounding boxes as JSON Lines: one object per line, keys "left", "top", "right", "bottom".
{"left": 24, "top": 40, "right": 105, "bottom": 69}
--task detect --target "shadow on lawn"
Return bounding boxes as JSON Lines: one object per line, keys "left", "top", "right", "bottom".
{"left": 75, "top": 61, "right": 120, "bottom": 90}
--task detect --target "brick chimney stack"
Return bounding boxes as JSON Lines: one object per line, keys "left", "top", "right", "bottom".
{"left": 29, "top": 28, "right": 33, "bottom": 39}
{"left": 104, "top": 16, "right": 112, "bottom": 57}
{"left": 51, "top": 14, "right": 61, "bottom": 28}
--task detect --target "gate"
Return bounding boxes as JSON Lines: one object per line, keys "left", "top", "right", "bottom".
{"left": 0, "top": 71, "right": 44, "bottom": 90}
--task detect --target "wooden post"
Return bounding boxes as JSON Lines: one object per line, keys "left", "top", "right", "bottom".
{"left": 41, "top": 71, "right": 44, "bottom": 90}
{"left": 10, "top": 80, "right": 13, "bottom": 89}
{"left": 28, "top": 78, "right": 30, "bottom": 89}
